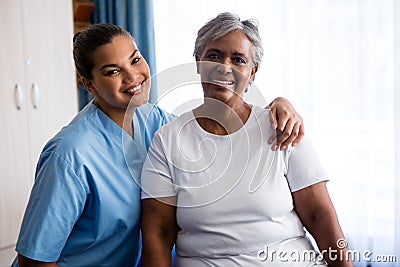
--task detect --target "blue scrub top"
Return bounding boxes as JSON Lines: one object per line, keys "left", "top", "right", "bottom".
{"left": 12, "top": 102, "right": 173, "bottom": 267}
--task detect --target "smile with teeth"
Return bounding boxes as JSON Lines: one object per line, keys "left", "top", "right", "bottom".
{"left": 124, "top": 82, "right": 143, "bottom": 93}
{"left": 210, "top": 79, "right": 234, "bottom": 86}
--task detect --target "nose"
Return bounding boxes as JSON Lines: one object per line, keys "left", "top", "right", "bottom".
{"left": 123, "top": 67, "right": 139, "bottom": 84}
{"left": 216, "top": 59, "right": 232, "bottom": 74}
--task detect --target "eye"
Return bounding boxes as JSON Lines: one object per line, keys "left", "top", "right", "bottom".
{"left": 206, "top": 53, "right": 220, "bottom": 60}
{"left": 104, "top": 69, "right": 120, "bottom": 76}
{"left": 232, "top": 57, "right": 246, "bottom": 65}
{"left": 131, "top": 57, "right": 141, "bottom": 64}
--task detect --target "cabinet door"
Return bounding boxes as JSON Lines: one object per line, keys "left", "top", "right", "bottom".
{"left": 21, "top": 0, "right": 78, "bottom": 167}
{"left": 0, "top": 0, "right": 34, "bottom": 248}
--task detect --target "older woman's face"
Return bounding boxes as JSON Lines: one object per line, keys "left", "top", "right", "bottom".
{"left": 197, "top": 30, "right": 258, "bottom": 103}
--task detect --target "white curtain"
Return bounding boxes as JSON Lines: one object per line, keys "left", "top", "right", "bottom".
{"left": 153, "top": 1, "right": 398, "bottom": 266}
{"left": 271, "top": 2, "right": 396, "bottom": 266}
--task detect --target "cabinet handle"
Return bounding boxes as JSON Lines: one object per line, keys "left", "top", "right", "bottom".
{"left": 14, "top": 84, "right": 24, "bottom": 110}
{"left": 31, "top": 83, "right": 40, "bottom": 109}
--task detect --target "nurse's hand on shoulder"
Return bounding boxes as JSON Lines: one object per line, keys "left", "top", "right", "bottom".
{"left": 267, "top": 97, "right": 305, "bottom": 151}
{"left": 17, "top": 254, "right": 59, "bottom": 267}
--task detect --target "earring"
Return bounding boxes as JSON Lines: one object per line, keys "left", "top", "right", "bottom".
{"left": 245, "top": 82, "right": 251, "bottom": 93}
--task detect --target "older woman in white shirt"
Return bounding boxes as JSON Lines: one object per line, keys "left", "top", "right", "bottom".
{"left": 140, "top": 12, "right": 353, "bottom": 267}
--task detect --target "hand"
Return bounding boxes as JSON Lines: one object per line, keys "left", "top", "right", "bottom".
{"left": 267, "top": 97, "right": 304, "bottom": 151}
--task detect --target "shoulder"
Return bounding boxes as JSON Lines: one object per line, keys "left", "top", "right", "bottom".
{"left": 250, "top": 105, "right": 271, "bottom": 125}
{"left": 148, "top": 110, "right": 194, "bottom": 152}
{"left": 40, "top": 103, "right": 104, "bottom": 167}
{"left": 284, "top": 137, "right": 318, "bottom": 160}
{"left": 155, "top": 110, "right": 193, "bottom": 135}
{"left": 34, "top": 106, "right": 105, "bottom": 195}
{"left": 244, "top": 105, "right": 275, "bottom": 138}
{"left": 136, "top": 102, "right": 175, "bottom": 126}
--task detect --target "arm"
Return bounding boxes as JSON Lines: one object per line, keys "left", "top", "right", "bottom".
{"left": 17, "top": 255, "right": 59, "bottom": 267}
{"left": 267, "top": 97, "right": 304, "bottom": 150}
{"left": 15, "top": 153, "right": 86, "bottom": 266}
{"left": 141, "top": 197, "right": 178, "bottom": 267}
{"left": 292, "top": 182, "right": 353, "bottom": 267}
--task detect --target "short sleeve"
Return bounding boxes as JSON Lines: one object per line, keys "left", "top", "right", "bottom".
{"left": 16, "top": 152, "right": 87, "bottom": 262}
{"left": 141, "top": 131, "right": 177, "bottom": 199}
{"left": 284, "top": 137, "right": 329, "bottom": 192}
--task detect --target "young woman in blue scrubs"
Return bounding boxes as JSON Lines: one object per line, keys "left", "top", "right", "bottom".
{"left": 12, "top": 24, "right": 305, "bottom": 267}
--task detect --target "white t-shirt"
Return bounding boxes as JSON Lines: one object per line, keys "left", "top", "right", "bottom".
{"left": 141, "top": 105, "right": 328, "bottom": 266}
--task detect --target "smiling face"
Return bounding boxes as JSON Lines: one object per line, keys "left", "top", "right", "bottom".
{"left": 197, "top": 30, "right": 258, "bottom": 104}
{"left": 82, "top": 35, "right": 150, "bottom": 122}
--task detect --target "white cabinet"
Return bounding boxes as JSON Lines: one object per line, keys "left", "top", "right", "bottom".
{"left": 0, "top": 0, "right": 78, "bottom": 249}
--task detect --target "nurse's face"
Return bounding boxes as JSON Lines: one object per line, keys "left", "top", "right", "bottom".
{"left": 196, "top": 30, "right": 258, "bottom": 104}
{"left": 84, "top": 35, "right": 150, "bottom": 118}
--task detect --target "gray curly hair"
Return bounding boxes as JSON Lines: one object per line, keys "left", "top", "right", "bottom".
{"left": 193, "top": 12, "right": 264, "bottom": 67}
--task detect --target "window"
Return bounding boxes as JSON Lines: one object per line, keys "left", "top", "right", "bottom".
{"left": 153, "top": 1, "right": 398, "bottom": 265}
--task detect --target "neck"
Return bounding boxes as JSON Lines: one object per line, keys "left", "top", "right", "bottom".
{"left": 93, "top": 100, "right": 136, "bottom": 138}
{"left": 193, "top": 97, "right": 251, "bottom": 135}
